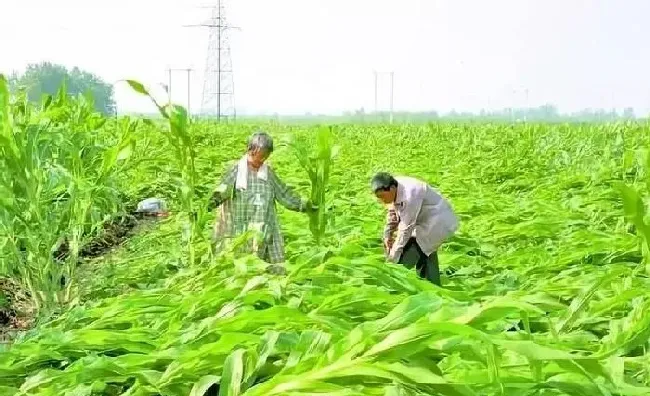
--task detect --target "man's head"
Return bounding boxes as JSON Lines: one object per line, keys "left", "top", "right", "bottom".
{"left": 246, "top": 131, "right": 274, "bottom": 170}
{"left": 371, "top": 172, "right": 398, "bottom": 204}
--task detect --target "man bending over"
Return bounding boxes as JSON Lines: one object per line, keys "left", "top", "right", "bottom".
{"left": 371, "top": 172, "right": 458, "bottom": 285}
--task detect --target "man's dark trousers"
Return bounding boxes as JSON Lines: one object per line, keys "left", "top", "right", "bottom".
{"left": 398, "top": 237, "right": 441, "bottom": 285}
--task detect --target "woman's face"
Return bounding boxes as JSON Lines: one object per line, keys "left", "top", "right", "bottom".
{"left": 247, "top": 148, "right": 270, "bottom": 170}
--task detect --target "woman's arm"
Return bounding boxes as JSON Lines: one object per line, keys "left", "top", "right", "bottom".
{"left": 268, "top": 167, "right": 305, "bottom": 212}
{"left": 209, "top": 164, "right": 238, "bottom": 210}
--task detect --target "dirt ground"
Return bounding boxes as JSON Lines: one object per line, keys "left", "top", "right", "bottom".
{"left": 0, "top": 276, "right": 32, "bottom": 344}
{"left": 0, "top": 214, "right": 146, "bottom": 345}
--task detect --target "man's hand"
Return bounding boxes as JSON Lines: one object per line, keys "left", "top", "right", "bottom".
{"left": 387, "top": 249, "right": 399, "bottom": 263}
{"left": 383, "top": 237, "right": 394, "bottom": 254}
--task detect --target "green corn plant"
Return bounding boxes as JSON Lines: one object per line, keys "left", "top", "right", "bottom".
{"left": 126, "top": 80, "right": 206, "bottom": 266}
{"left": 0, "top": 75, "right": 138, "bottom": 312}
{"left": 289, "top": 126, "right": 339, "bottom": 245}
{"left": 615, "top": 147, "right": 650, "bottom": 273}
{"left": 0, "top": 76, "right": 78, "bottom": 311}
{"left": 42, "top": 87, "right": 140, "bottom": 303}
{"left": 4, "top": 119, "right": 650, "bottom": 395}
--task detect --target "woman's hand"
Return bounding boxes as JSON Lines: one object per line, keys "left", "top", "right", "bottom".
{"left": 304, "top": 200, "right": 319, "bottom": 213}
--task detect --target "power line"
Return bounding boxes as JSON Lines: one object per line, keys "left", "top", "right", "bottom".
{"left": 373, "top": 70, "right": 395, "bottom": 123}
{"left": 185, "top": 0, "right": 239, "bottom": 122}
{"left": 389, "top": 71, "right": 394, "bottom": 124}
{"left": 373, "top": 70, "right": 378, "bottom": 114}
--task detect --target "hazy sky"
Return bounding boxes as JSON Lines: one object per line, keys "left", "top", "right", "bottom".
{"left": 2, "top": 0, "right": 650, "bottom": 116}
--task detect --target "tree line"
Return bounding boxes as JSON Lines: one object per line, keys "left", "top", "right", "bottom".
{"left": 8, "top": 62, "right": 116, "bottom": 115}
{"left": 6, "top": 62, "right": 643, "bottom": 123}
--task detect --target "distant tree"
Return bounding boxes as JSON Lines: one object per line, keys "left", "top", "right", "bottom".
{"left": 11, "top": 62, "right": 116, "bottom": 115}
{"left": 539, "top": 104, "right": 559, "bottom": 119}
{"left": 354, "top": 107, "right": 366, "bottom": 121}
{"left": 623, "top": 107, "right": 635, "bottom": 119}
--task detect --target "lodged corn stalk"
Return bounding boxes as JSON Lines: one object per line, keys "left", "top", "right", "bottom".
{"left": 289, "top": 126, "right": 339, "bottom": 245}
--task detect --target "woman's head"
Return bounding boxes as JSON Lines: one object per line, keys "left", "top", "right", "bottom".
{"left": 246, "top": 131, "right": 274, "bottom": 170}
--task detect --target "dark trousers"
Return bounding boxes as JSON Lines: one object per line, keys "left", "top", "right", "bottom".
{"left": 398, "top": 238, "right": 441, "bottom": 285}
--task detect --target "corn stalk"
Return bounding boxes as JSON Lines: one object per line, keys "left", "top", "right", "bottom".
{"left": 126, "top": 80, "right": 204, "bottom": 265}
{"left": 289, "top": 126, "right": 339, "bottom": 245}
{"left": 615, "top": 141, "right": 650, "bottom": 273}
{"left": 0, "top": 75, "right": 138, "bottom": 312}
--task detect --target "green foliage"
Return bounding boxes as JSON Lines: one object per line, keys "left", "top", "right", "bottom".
{"left": 10, "top": 62, "right": 116, "bottom": 115}
{"left": 2, "top": 100, "right": 650, "bottom": 395}
{"left": 126, "top": 80, "right": 207, "bottom": 266}
{"left": 615, "top": 147, "right": 650, "bottom": 269}
{"left": 0, "top": 74, "right": 139, "bottom": 312}
{"left": 288, "top": 126, "right": 338, "bottom": 245}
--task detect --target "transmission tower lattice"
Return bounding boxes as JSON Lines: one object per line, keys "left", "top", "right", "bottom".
{"left": 189, "top": 1, "right": 238, "bottom": 121}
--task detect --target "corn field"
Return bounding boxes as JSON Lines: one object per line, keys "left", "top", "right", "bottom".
{"left": 2, "top": 76, "right": 650, "bottom": 395}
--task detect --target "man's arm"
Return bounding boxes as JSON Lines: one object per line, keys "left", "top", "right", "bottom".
{"left": 209, "top": 164, "right": 237, "bottom": 210}
{"left": 383, "top": 206, "right": 399, "bottom": 252}
{"left": 388, "top": 188, "right": 424, "bottom": 262}
{"left": 268, "top": 167, "right": 305, "bottom": 212}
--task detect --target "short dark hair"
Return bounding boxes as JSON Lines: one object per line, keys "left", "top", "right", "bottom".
{"left": 371, "top": 172, "right": 398, "bottom": 193}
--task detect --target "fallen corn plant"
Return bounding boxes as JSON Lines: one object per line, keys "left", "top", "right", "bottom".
{"left": 2, "top": 110, "right": 650, "bottom": 394}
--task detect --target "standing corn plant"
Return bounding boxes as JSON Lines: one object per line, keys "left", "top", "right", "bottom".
{"left": 289, "top": 126, "right": 339, "bottom": 245}
{"left": 616, "top": 148, "right": 650, "bottom": 273}
{"left": 0, "top": 75, "right": 139, "bottom": 312}
{"left": 126, "top": 80, "right": 206, "bottom": 265}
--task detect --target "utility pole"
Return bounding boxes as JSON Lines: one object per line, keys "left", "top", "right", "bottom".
{"left": 168, "top": 68, "right": 173, "bottom": 101}
{"left": 187, "top": 68, "right": 192, "bottom": 115}
{"left": 524, "top": 88, "right": 529, "bottom": 123}
{"left": 373, "top": 70, "right": 378, "bottom": 116}
{"left": 372, "top": 70, "right": 395, "bottom": 123}
{"left": 167, "top": 67, "right": 194, "bottom": 115}
{"left": 217, "top": 1, "right": 221, "bottom": 120}
{"left": 389, "top": 71, "right": 394, "bottom": 124}
{"left": 185, "top": 0, "right": 239, "bottom": 121}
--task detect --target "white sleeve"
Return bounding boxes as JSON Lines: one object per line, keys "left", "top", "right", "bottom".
{"left": 388, "top": 186, "right": 424, "bottom": 262}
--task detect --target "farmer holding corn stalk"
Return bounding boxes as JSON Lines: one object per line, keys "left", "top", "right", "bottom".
{"left": 371, "top": 172, "right": 458, "bottom": 286}
{"left": 210, "top": 131, "right": 317, "bottom": 268}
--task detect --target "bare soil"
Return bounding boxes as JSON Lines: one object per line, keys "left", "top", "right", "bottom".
{"left": 1, "top": 214, "right": 146, "bottom": 344}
